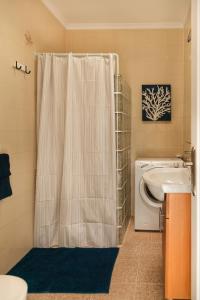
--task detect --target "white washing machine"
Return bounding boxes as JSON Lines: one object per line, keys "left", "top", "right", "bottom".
{"left": 135, "top": 158, "right": 183, "bottom": 231}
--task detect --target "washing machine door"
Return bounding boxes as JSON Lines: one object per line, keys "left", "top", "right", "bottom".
{"left": 139, "top": 167, "right": 163, "bottom": 209}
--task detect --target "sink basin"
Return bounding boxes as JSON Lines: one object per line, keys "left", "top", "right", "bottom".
{"left": 142, "top": 168, "right": 191, "bottom": 202}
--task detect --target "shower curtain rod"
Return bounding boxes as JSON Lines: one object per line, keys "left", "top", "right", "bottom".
{"left": 35, "top": 52, "right": 119, "bottom": 74}
{"left": 35, "top": 52, "right": 118, "bottom": 57}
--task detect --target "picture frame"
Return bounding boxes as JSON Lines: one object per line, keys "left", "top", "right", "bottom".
{"left": 142, "top": 84, "right": 171, "bottom": 121}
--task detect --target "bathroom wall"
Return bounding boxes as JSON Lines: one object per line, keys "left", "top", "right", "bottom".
{"left": 65, "top": 29, "right": 185, "bottom": 214}
{"left": 0, "top": 0, "right": 65, "bottom": 274}
{"left": 183, "top": 10, "right": 191, "bottom": 151}
{"left": 65, "top": 29, "right": 185, "bottom": 160}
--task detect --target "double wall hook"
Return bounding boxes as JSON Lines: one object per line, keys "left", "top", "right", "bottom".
{"left": 14, "top": 61, "right": 31, "bottom": 75}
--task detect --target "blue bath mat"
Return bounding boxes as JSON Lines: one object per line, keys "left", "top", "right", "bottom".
{"left": 7, "top": 247, "right": 119, "bottom": 294}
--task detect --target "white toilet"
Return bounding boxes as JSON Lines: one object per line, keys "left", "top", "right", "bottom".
{"left": 0, "top": 275, "right": 28, "bottom": 300}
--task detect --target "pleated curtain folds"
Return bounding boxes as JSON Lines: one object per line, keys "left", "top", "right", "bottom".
{"left": 34, "top": 53, "right": 117, "bottom": 247}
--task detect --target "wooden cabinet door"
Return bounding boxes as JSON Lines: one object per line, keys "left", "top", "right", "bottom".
{"left": 164, "top": 193, "right": 191, "bottom": 300}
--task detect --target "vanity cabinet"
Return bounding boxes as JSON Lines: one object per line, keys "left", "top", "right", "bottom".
{"left": 163, "top": 193, "right": 191, "bottom": 300}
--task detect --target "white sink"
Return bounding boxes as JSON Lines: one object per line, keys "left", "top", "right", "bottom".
{"left": 142, "top": 167, "right": 191, "bottom": 202}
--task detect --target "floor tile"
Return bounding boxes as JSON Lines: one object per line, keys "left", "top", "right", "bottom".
{"left": 111, "top": 258, "right": 139, "bottom": 284}
{"left": 137, "top": 255, "right": 163, "bottom": 284}
{"left": 134, "top": 283, "right": 164, "bottom": 300}
{"left": 90, "top": 283, "right": 136, "bottom": 300}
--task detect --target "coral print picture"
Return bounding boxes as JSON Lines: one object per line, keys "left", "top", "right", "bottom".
{"left": 142, "top": 84, "right": 171, "bottom": 121}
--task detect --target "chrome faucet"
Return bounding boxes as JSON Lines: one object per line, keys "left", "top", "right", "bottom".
{"left": 182, "top": 147, "right": 196, "bottom": 196}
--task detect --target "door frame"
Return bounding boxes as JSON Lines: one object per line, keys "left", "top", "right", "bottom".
{"left": 191, "top": 0, "right": 200, "bottom": 298}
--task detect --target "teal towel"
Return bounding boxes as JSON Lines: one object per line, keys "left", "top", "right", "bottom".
{"left": 0, "top": 154, "right": 12, "bottom": 200}
{"left": 0, "top": 154, "right": 11, "bottom": 179}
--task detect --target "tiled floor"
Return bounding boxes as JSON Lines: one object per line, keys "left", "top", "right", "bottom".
{"left": 28, "top": 219, "right": 163, "bottom": 300}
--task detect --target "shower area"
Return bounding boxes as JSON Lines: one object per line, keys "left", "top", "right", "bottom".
{"left": 34, "top": 53, "right": 131, "bottom": 248}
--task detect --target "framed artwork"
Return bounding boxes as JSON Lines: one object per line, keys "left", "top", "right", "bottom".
{"left": 142, "top": 84, "right": 171, "bottom": 121}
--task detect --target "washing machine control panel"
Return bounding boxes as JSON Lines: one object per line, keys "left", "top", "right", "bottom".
{"left": 135, "top": 158, "right": 183, "bottom": 169}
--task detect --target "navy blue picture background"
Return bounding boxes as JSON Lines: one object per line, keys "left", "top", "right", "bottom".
{"left": 142, "top": 84, "right": 171, "bottom": 121}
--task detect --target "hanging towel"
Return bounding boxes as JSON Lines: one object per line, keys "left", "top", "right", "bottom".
{"left": 0, "top": 154, "right": 12, "bottom": 200}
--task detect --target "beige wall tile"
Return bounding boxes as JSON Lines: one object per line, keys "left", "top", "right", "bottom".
{"left": 0, "top": 210, "right": 33, "bottom": 273}
{"left": 65, "top": 29, "right": 185, "bottom": 215}
{"left": 0, "top": 188, "right": 34, "bottom": 229}
{"left": 65, "top": 29, "right": 185, "bottom": 160}
{"left": 0, "top": 0, "right": 66, "bottom": 274}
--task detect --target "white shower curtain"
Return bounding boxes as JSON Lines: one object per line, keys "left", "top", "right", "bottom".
{"left": 34, "top": 53, "right": 117, "bottom": 248}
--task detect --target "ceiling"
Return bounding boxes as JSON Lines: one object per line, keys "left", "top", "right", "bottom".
{"left": 42, "top": 0, "right": 190, "bottom": 29}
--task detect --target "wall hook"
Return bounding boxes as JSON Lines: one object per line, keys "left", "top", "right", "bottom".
{"left": 25, "top": 65, "right": 31, "bottom": 74}
{"left": 15, "top": 61, "right": 22, "bottom": 70}
{"left": 187, "top": 29, "right": 191, "bottom": 43}
{"left": 14, "top": 61, "right": 31, "bottom": 75}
